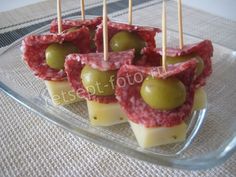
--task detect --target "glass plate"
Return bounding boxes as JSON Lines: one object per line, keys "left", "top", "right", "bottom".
{"left": 0, "top": 16, "right": 235, "bottom": 170}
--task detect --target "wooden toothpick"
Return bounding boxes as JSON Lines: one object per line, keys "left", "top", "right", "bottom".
{"left": 57, "top": 0, "right": 62, "bottom": 33}
{"left": 128, "top": 0, "right": 133, "bottom": 25}
{"left": 103, "top": 0, "right": 108, "bottom": 61}
{"left": 81, "top": 0, "right": 85, "bottom": 20}
{"left": 162, "top": 0, "right": 167, "bottom": 71}
{"left": 178, "top": 0, "right": 184, "bottom": 49}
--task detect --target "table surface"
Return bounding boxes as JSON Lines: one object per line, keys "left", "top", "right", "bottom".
{"left": 0, "top": 0, "right": 236, "bottom": 177}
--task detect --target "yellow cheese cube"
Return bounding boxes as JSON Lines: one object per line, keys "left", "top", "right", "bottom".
{"left": 45, "top": 80, "right": 83, "bottom": 106}
{"left": 129, "top": 121, "right": 187, "bottom": 148}
{"left": 87, "top": 100, "right": 127, "bottom": 126}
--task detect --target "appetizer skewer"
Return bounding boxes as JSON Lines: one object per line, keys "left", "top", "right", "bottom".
{"left": 178, "top": 0, "right": 206, "bottom": 111}
{"left": 116, "top": 0, "right": 212, "bottom": 148}
{"left": 65, "top": 0, "right": 135, "bottom": 126}
{"left": 45, "top": 0, "right": 84, "bottom": 105}
{"left": 22, "top": 0, "right": 91, "bottom": 105}
{"left": 116, "top": 0, "right": 191, "bottom": 148}
{"left": 162, "top": 0, "right": 212, "bottom": 110}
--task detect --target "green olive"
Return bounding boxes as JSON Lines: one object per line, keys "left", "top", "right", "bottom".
{"left": 81, "top": 65, "right": 117, "bottom": 96}
{"left": 165, "top": 54, "right": 204, "bottom": 76}
{"left": 110, "top": 31, "right": 145, "bottom": 55}
{"left": 46, "top": 42, "right": 78, "bottom": 70}
{"left": 140, "top": 76, "right": 186, "bottom": 110}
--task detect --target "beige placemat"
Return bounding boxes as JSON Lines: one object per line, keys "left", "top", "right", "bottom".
{"left": 0, "top": 0, "right": 119, "bottom": 33}
{"left": 0, "top": 0, "right": 235, "bottom": 177}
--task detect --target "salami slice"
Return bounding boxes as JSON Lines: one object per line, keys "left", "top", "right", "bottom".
{"left": 22, "top": 26, "right": 90, "bottom": 81}
{"left": 50, "top": 16, "right": 102, "bottom": 33}
{"left": 116, "top": 59, "right": 197, "bottom": 128}
{"left": 95, "top": 21, "right": 161, "bottom": 52}
{"left": 65, "top": 50, "right": 135, "bottom": 103}
{"left": 154, "top": 40, "right": 213, "bottom": 88}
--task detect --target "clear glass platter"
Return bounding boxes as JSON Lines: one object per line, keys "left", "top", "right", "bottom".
{"left": 0, "top": 16, "right": 235, "bottom": 170}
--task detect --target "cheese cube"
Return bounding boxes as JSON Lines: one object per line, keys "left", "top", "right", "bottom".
{"left": 129, "top": 121, "right": 187, "bottom": 148}
{"left": 45, "top": 80, "right": 83, "bottom": 106}
{"left": 192, "top": 87, "right": 207, "bottom": 111}
{"left": 87, "top": 100, "right": 127, "bottom": 126}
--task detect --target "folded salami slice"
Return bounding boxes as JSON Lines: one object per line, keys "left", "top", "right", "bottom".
{"left": 116, "top": 60, "right": 197, "bottom": 127}
{"left": 95, "top": 21, "right": 161, "bottom": 52}
{"left": 50, "top": 16, "right": 102, "bottom": 33}
{"left": 65, "top": 50, "right": 135, "bottom": 103}
{"left": 154, "top": 40, "right": 213, "bottom": 88}
{"left": 22, "top": 27, "right": 90, "bottom": 81}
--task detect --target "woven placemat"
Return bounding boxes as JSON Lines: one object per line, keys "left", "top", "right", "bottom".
{"left": 0, "top": 0, "right": 235, "bottom": 176}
